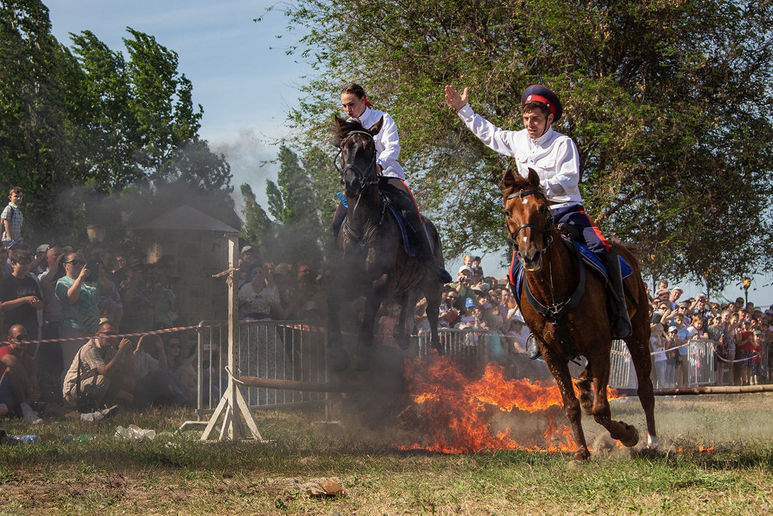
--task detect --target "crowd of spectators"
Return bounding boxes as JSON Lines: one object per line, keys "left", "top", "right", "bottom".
{"left": 3, "top": 182, "right": 770, "bottom": 428}
{"left": 410, "top": 255, "right": 772, "bottom": 388}
{"left": 0, "top": 186, "right": 196, "bottom": 426}
{"left": 647, "top": 280, "right": 771, "bottom": 388}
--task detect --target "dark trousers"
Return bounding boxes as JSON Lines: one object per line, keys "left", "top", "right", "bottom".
{"left": 550, "top": 204, "right": 611, "bottom": 257}
{"left": 37, "top": 322, "right": 63, "bottom": 403}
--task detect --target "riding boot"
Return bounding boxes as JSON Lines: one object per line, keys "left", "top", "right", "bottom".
{"left": 526, "top": 333, "right": 542, "bottom": 360}
{"left": 604, "top": 244, "right": 632, "bottom": 339}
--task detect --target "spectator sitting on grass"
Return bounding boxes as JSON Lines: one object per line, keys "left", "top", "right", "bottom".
{"left": 62, "top": 319, "right": 135, "bottom": 411}
{"left": 0, "top": 323, "right": 42, "bottom": 424}
{"left": 131, "top": 334, "right": 191, "bottom": 407}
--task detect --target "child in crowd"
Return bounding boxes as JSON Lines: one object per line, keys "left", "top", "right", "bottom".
{"left": 1, "top": 186, "right": 24, "bottom": 247}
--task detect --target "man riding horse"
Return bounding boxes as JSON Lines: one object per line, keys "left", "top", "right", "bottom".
{"left": 444, "top": 83, "right": 632, "bottom": 355}
{"left": 333, "top": 83, "right": 452, "bottom": 284}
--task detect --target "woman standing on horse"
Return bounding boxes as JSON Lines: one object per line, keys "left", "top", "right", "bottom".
{"left": 444, "top": 83, "right": 631, "bottom": 345}
{"left": 334, "top": 83, "right": 451, "bottom": 283}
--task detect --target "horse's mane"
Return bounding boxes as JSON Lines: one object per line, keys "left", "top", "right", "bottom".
{"left": 333, "top": 116, "right": 367, "bottom": 147}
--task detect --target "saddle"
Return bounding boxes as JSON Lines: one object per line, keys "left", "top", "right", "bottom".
{"left": 334, "top": 193, "right": 416, "bottom": 256}
{"left": 507, "top": 235, "right": 632, "bottom": 305}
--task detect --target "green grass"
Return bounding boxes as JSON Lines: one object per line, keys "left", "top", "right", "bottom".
{"left": 0, "top": 395, "right": 771, "bottom": 514}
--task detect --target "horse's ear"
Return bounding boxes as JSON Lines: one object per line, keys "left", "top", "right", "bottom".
{"left": 369, "top": 116, "right": 384, "bottom": 136}
{"left": 333, "top": 115, "right": 347, "bottom": 132}
{"left": 501, "top": 169, "right": 517, "bottom": 191}
{"left": 527, "top": 168, "right": 540, "bottom": 188}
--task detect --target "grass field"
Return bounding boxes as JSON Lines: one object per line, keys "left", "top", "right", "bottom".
{"left": 1, "top": 393, "right": 771, "bottom": 515}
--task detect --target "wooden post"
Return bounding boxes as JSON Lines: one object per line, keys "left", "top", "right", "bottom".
{"left": 201, "top": 234, "right": 264, "bottom": 441}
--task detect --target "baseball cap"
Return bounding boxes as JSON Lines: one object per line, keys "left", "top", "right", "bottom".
{"left": 458, "top": 265, "right": 473, "bottom": 275}
{"left": 35, "top": 244, "right": 50, "bottom": 254}
{"left": 464, "top": 297, "right": 475, "bottom": 308}
{"left": 240, "top": 246, "right": 254, "bottom": 255}
{"left": 668, "top": 326, "right": 678, "bottom": 333}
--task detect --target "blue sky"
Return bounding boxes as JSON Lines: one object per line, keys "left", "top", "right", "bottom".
{"left": 44, "top": 1, "right": 771, "bottom": 305}
{"left": 47, "top": 0, "right": 308, "bottom": 204}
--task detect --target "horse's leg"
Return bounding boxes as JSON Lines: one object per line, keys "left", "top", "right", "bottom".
{"left": 544, "top": 354, "right": 590, "bottom": 461}
{"left": 575, "top": 365, "right": 593, "bottom": 415}
{"left": 589, "top": 347, "right": 639, "bottom": 447}
{"left": 626, "top": 322, "right": 658, "bottom": 449}
{"left": 326, "top": 269, "right": 350, "bottom": 371}
{"left": 423, "top": 280, "right": 441, "bottom": 354}
{"left": 394, "top": 291, "right": 414, "bottom": 350}
{"left": 356, "top": 289, "right": 383, "bottom": 369}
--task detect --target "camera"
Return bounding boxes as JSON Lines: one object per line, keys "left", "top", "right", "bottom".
{"left": 85, "top": 259, "right": 101, "bottom": 279}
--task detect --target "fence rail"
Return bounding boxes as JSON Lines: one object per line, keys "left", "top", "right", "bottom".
{"left": 195, "top": 322, "right": 750, "bottom": 413}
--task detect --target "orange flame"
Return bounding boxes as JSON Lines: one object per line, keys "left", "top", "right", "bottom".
{"left": 399, "top": 355, "right": 593, "bottom": 454}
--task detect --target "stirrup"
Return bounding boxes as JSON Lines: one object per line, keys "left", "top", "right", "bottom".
{"left": 526, "top": 333, "right": 541, "bottom": 360}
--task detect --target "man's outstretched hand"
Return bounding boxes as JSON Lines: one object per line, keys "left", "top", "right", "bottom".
{"left": 444, "top": 85, "right": 469, "bottom": 111}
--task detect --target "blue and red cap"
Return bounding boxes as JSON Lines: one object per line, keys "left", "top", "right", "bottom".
{"left": 521, "top": 85, "right": 562, "bottom": 122}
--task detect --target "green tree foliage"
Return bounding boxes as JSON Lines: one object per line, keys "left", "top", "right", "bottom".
{"left": 0, "top": 0, "right": 75, "bottom": 234}
{"left": 278, "top": 0, "right": 772, "bottom": 289}
{"left": 240, "top": 145, "right": 325, "bottom": 264}
{"left": 0, "top": 0, "right": 233, "bottom": 244}
{"left": 241, "top": 183, "right": 274, "bottom": 252}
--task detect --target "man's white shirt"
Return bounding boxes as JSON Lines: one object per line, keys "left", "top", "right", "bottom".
{"left": 457, "top": 104, "right": 583, "bottom": 208}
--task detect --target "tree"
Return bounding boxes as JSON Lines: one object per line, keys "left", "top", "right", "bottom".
{"left": 241, "top": 183, "right": 274, "bottom": 252}
{"left": 241, "top": 145, "right": 326, "bottom": 264}
{"left": 277, "top": 0, "right": 773, "bottom": 290}
{"left": 0, "top": 2, "right": 233, "bottom": 244}
{"left": 0, "top": 0, "right": 79, "bottom": 237}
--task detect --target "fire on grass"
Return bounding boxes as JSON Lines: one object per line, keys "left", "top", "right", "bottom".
{"left": 398, "top": 355, "right": 622, "bottom": 454}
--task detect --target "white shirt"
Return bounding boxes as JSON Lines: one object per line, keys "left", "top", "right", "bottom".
{"left": 457, "top": 104, "right": 583, "bottom": 209}
{"left": 349, "top": 106, "right": 405, "bottom": 180}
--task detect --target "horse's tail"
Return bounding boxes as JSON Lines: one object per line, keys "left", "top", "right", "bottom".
{"left": 421, "top": 217, "right": 445, "bottom": 265}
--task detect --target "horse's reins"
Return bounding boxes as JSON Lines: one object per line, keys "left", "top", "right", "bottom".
{"left": 505, "top": 189, "right": 553, "bottom": 249}
{"left": 505, "top": 188, "right": 586, "bottom": 361}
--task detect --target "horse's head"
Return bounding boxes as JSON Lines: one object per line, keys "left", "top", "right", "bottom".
{"left": 502, "top": 168, "right": 553, "bottom": 272}
{"left": 333, "top": 115, "right": 384, "bottom": 198}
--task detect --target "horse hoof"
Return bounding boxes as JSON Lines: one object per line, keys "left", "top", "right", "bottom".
{"left": 567, "top": 459, "right": 587, "bottom": 470}
{"left": 646, "top": 433, "right": 660, "bottom": 450}
{"left": 620, "top": 425, "right": 639, "bottom": 448}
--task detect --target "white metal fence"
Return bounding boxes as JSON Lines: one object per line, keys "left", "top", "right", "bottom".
{"left": 196, "top": 320, "right": 327, "bottom": 415}
{"left": 195, "top": 323, "right": 732, "bottom": 414}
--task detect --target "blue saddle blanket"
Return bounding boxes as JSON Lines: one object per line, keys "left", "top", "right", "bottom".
{"left": 508, "top": 239, "right": 632, "bottom": 300}
{"left": 336, "top": 199, "right": 415, "bottom": 256}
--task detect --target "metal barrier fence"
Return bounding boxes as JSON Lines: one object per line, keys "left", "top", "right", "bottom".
{"left": 195, "top": 322, "right": 730, "bottom": 414}
{"left": 610, "top": 338, "right": 717, "bottom": 390}
{"left": 196, "top": 320, "right": 327, "bottom": 415}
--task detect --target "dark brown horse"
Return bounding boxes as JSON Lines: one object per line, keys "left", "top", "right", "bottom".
{"left": 503, "top": 168, "right": 658, "bottom": 462}
{"left": 327, "top": 116, "right": 445, "bottom": 368}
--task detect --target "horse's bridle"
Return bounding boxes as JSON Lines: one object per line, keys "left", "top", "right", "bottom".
{"left": 505, "top": 188, "right": 554, "bottom": 250}
{"left": 334, "top": 130, "right": 379, "bottom": 190}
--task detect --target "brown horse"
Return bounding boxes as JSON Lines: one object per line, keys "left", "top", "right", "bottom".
{"left": 327, "top": 116, "right": 445, "bottom": 368}
{"left": 503, "top": 168, "right": 658, "bottom": 462}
